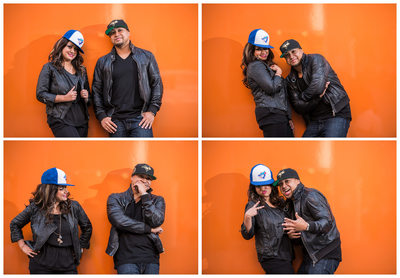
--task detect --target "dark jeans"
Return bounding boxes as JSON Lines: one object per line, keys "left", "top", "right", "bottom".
{"left": 49, "top": 122, "right": 88, "bottom": 137}
{"left": 260, "top": 258, "right": 295, "bottom": 274}
{"left": 261, "top": 122, "right": 294, "bottom": 137}
{"left": 29, "top": 259, "right": 78, "bottom": 274}
{"left": 116, "top": 263, "right": 159, "bottom": 274}
{"left": 303, "top": 117, "right": 350, "bottom": 137}
{"left": 298, "top": 258, "right": 340, "bottom": 274}
{"left": 110, "top": 116, "right": 153, "bottom": 137}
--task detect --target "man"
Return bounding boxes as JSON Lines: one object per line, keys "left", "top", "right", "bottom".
{"left": 273, "top": 168, "right": 341, "bottom": 274}
{"left": 106, "top": 163, "right": 165, "bottom": 274}
{"left": 92, "top": 20, "right": 163, "bottom": 137}
{"left": 280, "top": 39, "right": 351, "bottom": 137}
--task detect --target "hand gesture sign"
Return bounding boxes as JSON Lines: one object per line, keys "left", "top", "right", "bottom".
{"left": 245, "top": 201, "right": 264, "bottom": 218}
{"left": 282, "top": 212, "right": 309, "bottom": 232}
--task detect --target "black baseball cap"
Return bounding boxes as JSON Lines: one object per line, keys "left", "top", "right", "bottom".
{"left": 105, "top": 19, "right": 129, "bottom": 36}
{"left": 132, "top": 163, "right": 157, "bottom": 180}
{"left": 279, "top": 39, "right": 302, "bottom": 58}
{"left": 272, "top": 168, "right": 300, "bottom": 186}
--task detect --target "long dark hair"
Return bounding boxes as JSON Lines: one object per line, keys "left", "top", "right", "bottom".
{"left": 247, "top": 183, "right": 284, "bottom": 209}
{"left": 30, "top": 184, "right": 71, "bottom": 223}
{"left": 240, "top": 42, "right": 275, "bottom": 88}
{"left": 48, "top": 37, "right": 84, "bottom": 75}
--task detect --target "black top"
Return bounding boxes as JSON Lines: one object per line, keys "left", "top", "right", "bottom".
{"left": 297, "top": 77, "right": 351, "bottom": 121}
{"left": 48, "top": 69, "right": 87, "bottom": 127}
{"left": 111, "top": 53, "right": 143, "bottom": 120}
{"left": 31, "top": 214, "right": 76, "bottom": 270}
{"left": 255, "top": 107, "right": 289, "bottom": 127}
{"left": 114, "top": 199, "right": 159, "bottom": 266}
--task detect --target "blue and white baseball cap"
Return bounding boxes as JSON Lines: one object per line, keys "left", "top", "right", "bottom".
{"left": 41, "top": 167, "right": 75, "bottom": 186}
{"left": 248, "top": 29, "right": 274, "bottom": 49}
{"left": 63, "top": 30, "right": 84, "bottom": 53}
{"left": 250, "top": 164, "right": 275, "bottom": 186}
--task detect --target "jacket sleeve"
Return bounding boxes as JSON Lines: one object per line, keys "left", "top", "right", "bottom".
{"left": 106, "top": 193, "right": 151, "bottom": 234}
{"left": 141, "top": 194, "right": 165, "bottom": 228}
{"left": 240, "top": 202, "right": 256, "bottom": 240}
{"left": 146, "top": 53, "right": 163, "bottom": 116}
{"left": 92, "top": 58, "right": 107, "bottom": 121}
{"left": 10, "top": 204, "right": 34, "bottom": 243}
{"left": 74, "top": 201, "right": 92, "bottom": 249}
{"left": 82, "top": 68, "right": 91, "bottom": 107}
{"left": 301, "top": 55, "right": 329, "bottom": 101}
{"left": 247, "top": 62, "right": 283, "bottom": 96}
{"left": 305, "top": 192, "right": 334, "bottom": 234}
{"left": 36, "top": 63, "right": 57, "bottom": 105}
{"left": 287, "top": 81, "right": 321, "bottom": 115}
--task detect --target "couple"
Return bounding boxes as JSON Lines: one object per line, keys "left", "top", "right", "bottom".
{"left": 241, "top": 29, "right": 351, "bottom": 137}
{"left": 241, "top": 164, "right": 341, "bottom": 274}
{"left": 10, "top": 164, "right": 165, "bottom": 274}
{"left": 36, "top": 19, "right": 163, "bottom": 137}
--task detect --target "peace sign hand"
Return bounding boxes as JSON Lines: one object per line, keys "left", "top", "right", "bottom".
{"left": 245, "top": 201, "right": 264, "bottom": 218}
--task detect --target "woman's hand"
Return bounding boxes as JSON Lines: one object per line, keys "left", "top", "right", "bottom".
{"left": 18, "top": 240, "right": 37, "bottom": 257}
{"left": 80, "top": 89, "right": 89, "bottom": 102}
{"left": 270, "top": 64, "right": 282, "bottom": 77}
{"left": 245, "top": 201, "right": 264, "bottom": 218}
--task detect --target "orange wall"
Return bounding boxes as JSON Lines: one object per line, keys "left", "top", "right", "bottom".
{"left": 203, "top": 141, "right": 396, "bottom": 274}
{"left": 203, "top": 4, "right": 396, "bottom": 137}
{"left": 4, "top": 141, "right": 198, "bottom": 274}
{"left": 4, "top": 4, "right": 198, "bottom": 137}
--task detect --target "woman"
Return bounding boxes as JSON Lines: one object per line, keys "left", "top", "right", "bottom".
{"left": 241, "top": 29, "right": 294, "bottom": 137}
{"left": 36, "top": 30, "right": 90, "bottom": 137}
{"left": 10, "top": 167, "right": 92, "bottom": 274}
{"left": 241, "top": 164, "right": 294, "bottom": 274}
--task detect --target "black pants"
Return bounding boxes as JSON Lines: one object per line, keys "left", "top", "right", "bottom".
{"left": 49, "top": 122, "right": 88, "bottom": 137}
{"left": 261, "top": 122, "right": 294, "bottom": 137}
{"left": 29, "top": 259, "right": 78, "bottom": 274}
{"left": 260, "top": 258, "right": 295, "bottom": 274}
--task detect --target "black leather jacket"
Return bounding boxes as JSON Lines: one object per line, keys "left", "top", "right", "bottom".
{"left": 10, "top": 200, "right": 92, "bottom": 265}
{"left": 241, "top": 201, "right": 292, "bottom": 262}
{"left": 247, "top": 61, "right": 292, "bottom": 119}
{"left": 106, "top": 187, "right": 165, "bottom": 257}
{"left": 36, "top": 62, "right": 91, "bottom": 120}
{"left": 92, "top": 42, "right": 163, "bottom": 121}
{"left": 286, "top": 54, "right": 350, "bottom": 121}
{"left": 290, "top": 183, "right": 341, "bottom": 265}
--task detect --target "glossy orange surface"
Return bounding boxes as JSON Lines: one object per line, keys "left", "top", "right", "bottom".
{"left": 4, "top": 141, "right": 198, "bottom": 274}
{"left": 203, "top": 141, "right": 396, "bottom": 274}
{"left": 4, "top": 4, "right": 198, "bottom": 137}
{"left": 203, "top": 4, "right": 396, "bottom": 137}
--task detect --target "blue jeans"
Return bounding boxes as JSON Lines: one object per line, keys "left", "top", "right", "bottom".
{"left": 303, "top": 117, "right": 350, "bottom": 137}
{"left": 116, "top": 263, "right": 159, "bottom": 274}
{"left": 110, "top": 116, "right": 153, "bottom": 137}
{"left": 298, "top": 258, "right": 340, "bottom": 274}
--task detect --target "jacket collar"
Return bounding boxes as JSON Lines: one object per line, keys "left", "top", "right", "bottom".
{"left": 292, "top": 182, "right": 304, "bottom": 201}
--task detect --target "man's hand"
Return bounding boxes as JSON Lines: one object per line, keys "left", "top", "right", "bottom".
{"left": 282, "top": 212, "right": 309, "bottom": 232}
{"left": 151, "top": 226, "right": 163, "bottom": 235}
{"left": 80, "top": 89, "right": 89, "bottom": 102}
{"left": 320, "top": 81, "right": 330, "bottom": 98}
{"left": 289, "top": 120, "right": 295, "bottom": 131}
{"left": 101, "top": 117, "right": 117, "bottom": 134}
{"left": 245, "top": 201, "right": 264, "bottom": 218}
{"left": 287, "top": 230, "right": 301, "bottom": 239}
{"left": 134, "top": 180, "right": 149, "bottom": 195}
{"left": 139, "top": 112, "right": 155, "bottom": 129}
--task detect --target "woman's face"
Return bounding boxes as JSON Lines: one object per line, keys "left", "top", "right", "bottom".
{"left": 56, "top": 186, "right": 69, "bottom": 202}
{"left": 254, "top": 47, "right": 269, "bottom": 61}
{"left": 255, "top": 185, "right": 272, "bottom": 199}
{"left": 62, "top": 41, "right": 78, "bottom": 62}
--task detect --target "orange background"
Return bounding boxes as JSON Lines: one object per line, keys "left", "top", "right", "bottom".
{"left": 4, "top": 4, "right": 198, "bottom": 137}
{"left": 4, "top": 141, "right": 198, "bottom": 274}
{"left": 203, "top": 141, "right": 396, "bottom": 274}
{"left": 203, "top": 4, "right": 396, "bottom": 137}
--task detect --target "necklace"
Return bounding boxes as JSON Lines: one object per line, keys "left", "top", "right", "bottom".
{"left": 53, "top": 214, "right": 63, "bottom": 245}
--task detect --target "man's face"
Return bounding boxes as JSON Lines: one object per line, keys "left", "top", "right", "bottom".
{"left": 278, "top": 178, "right": 300, "bottom": 199}
{"left": 131, "top": 174, "right": 152, "bottom": 193}
{"left": 109, "top": 27, "right": 130, "bottom": 48}
{"left": 284, "top": 48, "right": 304, "bottom": 67}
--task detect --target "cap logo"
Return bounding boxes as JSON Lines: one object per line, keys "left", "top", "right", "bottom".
{"left": 143, "top": 165, "right": 151, "bottom": 172}
{"left": 110, "top": 20, "right": 118, "bottom": 27}
{"left": 282, "top": 41, "right": 289, "bottom": 50}
{"left": 258, "top": 171, "right": 266, "bottom": 179}
{"left": 278, "top": 170, "right": 285, "bottom": 178}
{"left": 261, "top": 35, "right": 268, "bottom": 43}
{"left": 77, "top": 38, "right": 83, "bottom": 46}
